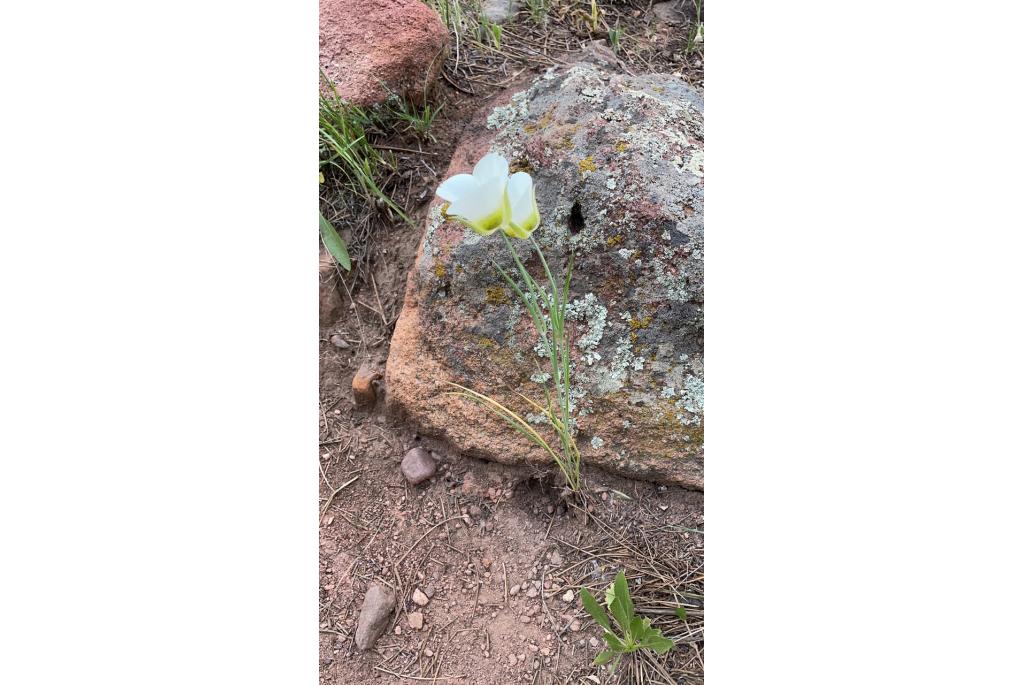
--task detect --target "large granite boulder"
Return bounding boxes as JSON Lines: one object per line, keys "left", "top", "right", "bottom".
{"left": 387, "top": 63, "right": 704, "bottom": 488}
{"left": 319, "top": 0, "right": 449, "bottom": 107}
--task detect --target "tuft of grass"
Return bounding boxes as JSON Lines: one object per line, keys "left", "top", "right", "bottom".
{"left": 430, "top": 0, "right": 467, "bottom": 39}
{"left": 524, "top": 0, "right": 550, "bottom": 25}
{"left": 685, "top": 0, "right": 704, "bottom": 55}
{"left": 388, "top": 97, "right": 444, "bottom": 142}
{"left": 318, "top": 73, "right": 408, "bottom": 223}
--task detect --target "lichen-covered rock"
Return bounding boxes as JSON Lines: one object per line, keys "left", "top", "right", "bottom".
{"left": 319, "top": 0, "right": 449, "bottom": 107}
{"left": 386, "top": 63, "right": 704, "bottom": 489}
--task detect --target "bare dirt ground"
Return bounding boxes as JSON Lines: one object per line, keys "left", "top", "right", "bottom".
{"left": 320, "top": 5, "right": 704, "bottom": 683}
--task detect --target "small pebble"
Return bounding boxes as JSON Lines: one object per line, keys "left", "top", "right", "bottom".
{"left": 589, "top": 636, "right": 600, "bottom": 648}
{"left": 562, "top": 590, "right": 574, "bottom": 602}
{"left": 569, "top": 619, "right": 582, "bottom": 632}
{"left": 408, "top": 612, "right": 424, "bottom": 630}
{"left": 401, "top": 448, "right": 437, "bottom": 485}
{"left": 412, "top": 588, "right": 430, "bottom": 606}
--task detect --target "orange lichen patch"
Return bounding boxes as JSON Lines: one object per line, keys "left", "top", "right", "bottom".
{"left": 578, "top": 156, "right": 597, "bottom": 173}
{"left": 524, "top": 109, "right": 555, "bottom": 134}
{"left": 614, "top": 140, "right": 629, "bottom": 153}
{"left": 476, "top": 336, "right": 498, "bottom": 349}
{"left": 434, "top": 263, "right": 447, "bottom": 279}
{"left": 606, "top": 234, "right": 624, "bottom": 247}
{"left": 555, "top": 136, "right": 575, "bottom": 150}
{"left": 629, "top": 315, "right": 653, "bottom": 343}
{"left": 485, "top": 286, "right": 510, "bottom": 305}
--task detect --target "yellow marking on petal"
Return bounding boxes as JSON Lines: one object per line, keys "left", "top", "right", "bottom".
{"left": 463, "top": 206, "right": 504, "bottom": 235}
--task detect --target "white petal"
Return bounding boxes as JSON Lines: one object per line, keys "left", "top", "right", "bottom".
{"left": 507, "top": 172, "right": 538, "bottom": 228}
{"left": 473, "top": 152, "right": 509, "bottom": 184}
{"left": 436, "top": 173, "right": 477, "bottom": 203}
{"left": 447, "top": 177, "right": 506, "bottom": 233}
{"left": 506, "top": 172, "right": 533, "bottom": 209}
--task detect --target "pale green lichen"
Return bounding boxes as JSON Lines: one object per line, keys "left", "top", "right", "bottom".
{"left": 566, "top": 293, "right": 607, "bottom": 366}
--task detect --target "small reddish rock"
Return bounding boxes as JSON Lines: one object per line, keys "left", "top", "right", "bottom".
{"left": 352, "top": 365, "right": 379, "bottom": 408}
{"left": 401, "top": 448, "right": 437, "bottom": 485}
{"left": 407, "top": 611, "right": 424, "bottom": 630}
{"left": 412, "top": 588, "right": 430, "bottom": 606}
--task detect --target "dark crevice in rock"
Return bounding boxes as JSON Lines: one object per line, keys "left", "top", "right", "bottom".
{"left": 568, "top": 200, "right": 585, "bottom": 235}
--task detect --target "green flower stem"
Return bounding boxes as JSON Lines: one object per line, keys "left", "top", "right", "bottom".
{"left": 497, "top": 233, "right": 580, "bottom": 491}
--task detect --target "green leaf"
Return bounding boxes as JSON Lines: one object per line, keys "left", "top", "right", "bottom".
{"left": 606, "top": 570, "right": 634, "bottom": 631}
{"left": 676, "top": 605, "right": 688, "bottom": 621}
{"left": 642, "top": 632, "right": 675, "bottom": 655}
{"left": 628, "top": 615, "right": 649, "bottom": 642}
{"left": 602, "top": 631, "right": 627, "bottom": 652}
{"left": 593, "top": 650, "right": 615, "bottom": 666}
{"left": 580, "top": 588, "right": 611, "bottom": 631}
{"left": 319, "top": 211, "right": 351, "bottom": 271}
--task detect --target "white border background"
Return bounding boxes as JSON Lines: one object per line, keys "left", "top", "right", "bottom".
{"left": 2, "top": 1, "right": 1023, "bottom": 683}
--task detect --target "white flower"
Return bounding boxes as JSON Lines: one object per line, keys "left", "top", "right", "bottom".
{"left": 436, "top": 152, "right": 540, "bottom": 238}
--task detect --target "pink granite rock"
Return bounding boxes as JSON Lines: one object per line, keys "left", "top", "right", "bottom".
{"left": 319, "top": 0, "right": 449, "bottom": 107}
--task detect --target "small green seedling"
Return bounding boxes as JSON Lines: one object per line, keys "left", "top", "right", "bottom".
{"left": 580, "top": 571, "right": 674, "bottom": 673}
{"left": 608, "top": 22, "right": 624, "bottom": 54}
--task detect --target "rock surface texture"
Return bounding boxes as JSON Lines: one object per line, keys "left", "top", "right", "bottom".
{"left": 354, "top": 584, "right": 396, "bottom": 650}
{"left": 481, "top": 0, "right": 522, "bottom": 23}
{"left": 387, "top": 63, "right": 704, "bottom": 488}
{"left": 319, "top": 0, "right": 449, "bottom": 107}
